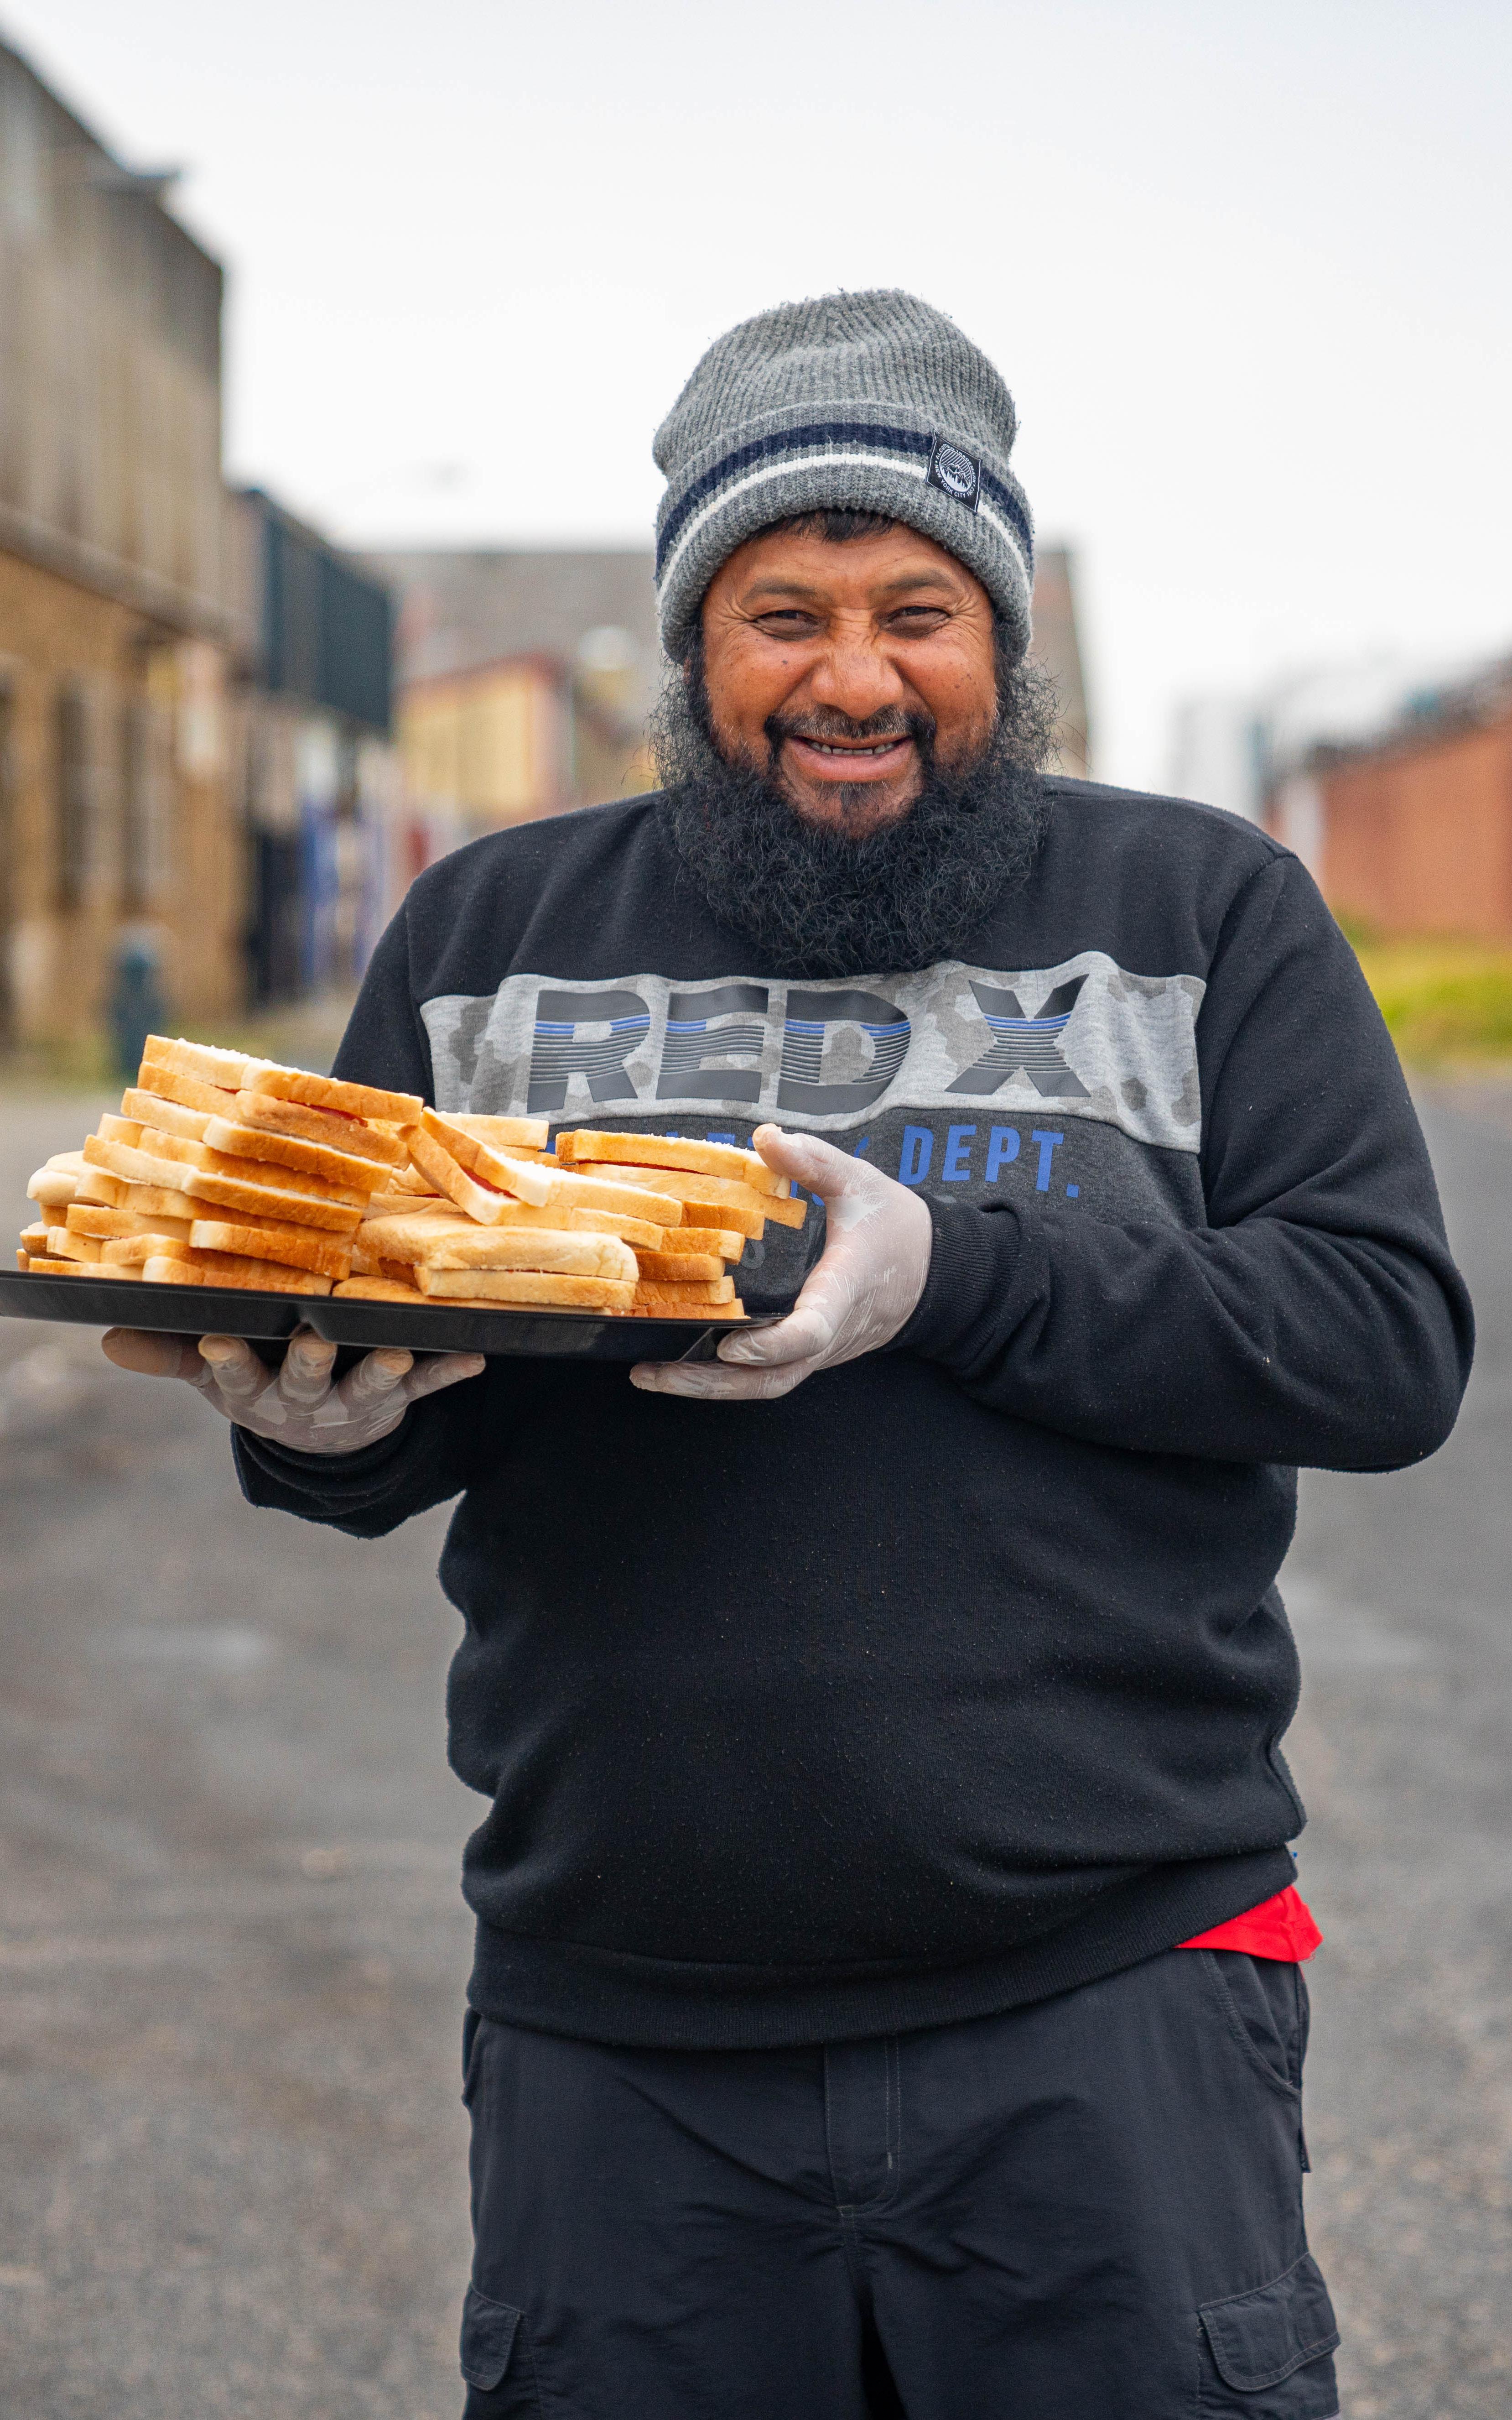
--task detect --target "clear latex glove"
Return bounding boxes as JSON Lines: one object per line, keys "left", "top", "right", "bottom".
{"left": 630, "top": 1124, "right": 932, "bottom": 1404}
{"left": 100, "top": 1325, "right": 484, "bottom": 1454}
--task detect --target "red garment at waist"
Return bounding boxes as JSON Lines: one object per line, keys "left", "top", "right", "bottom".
{"left": 1178, "top": 1884, "right": 1322, "bottom": 1962}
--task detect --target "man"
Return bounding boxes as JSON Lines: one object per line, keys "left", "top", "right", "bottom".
{"left": 107, "top": 291, "right": 1472, "bottom": 2418}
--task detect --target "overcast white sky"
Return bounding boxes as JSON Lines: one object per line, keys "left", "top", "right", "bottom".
{"left": 4, "top": 0, "right": 1508, "bottom": 786}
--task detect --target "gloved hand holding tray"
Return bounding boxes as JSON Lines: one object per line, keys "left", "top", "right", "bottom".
{"left": 8, "top": 1034, "right": 803, "bottom": 1362}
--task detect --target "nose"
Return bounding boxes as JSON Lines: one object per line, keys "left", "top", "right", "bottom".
{"left": 807, "top": 617, "right": 908, "bottom": 724}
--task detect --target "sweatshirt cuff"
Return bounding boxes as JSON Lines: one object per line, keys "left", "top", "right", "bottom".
{"left": 231, "top": 1413, "right": 416, "bottom": 1514}
{"left": 893, "top": 1198, "right": 1026, "bottom": 1366}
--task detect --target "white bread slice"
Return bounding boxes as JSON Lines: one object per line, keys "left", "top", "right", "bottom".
{"left": 203, "top": 1116, "right": 385, "bottom": 1192}
{"left": 84, "top": 1135, "right": 195, "bottom": 1192}
{"left": 67, "top": 1202, "right": 193, "bottom": 1242}
{"left": 120, "top": 1179, "right": 195, "bottom": 1220}
{"left": 97, "top": 1113, "right": 145, "bottom": 1147}
{"left": 632, "top": 1275, "right": 737, "bottom": 1308}
{"left": 47, "top": 1226, "right": 102, "bottom": 1263}
{"left": 133, "top": 1061, "right": 241, "bottom": 1119}
{"left": 393, "top": 1198, "right": 662, "bottom": 1251}
{"left": 438, "top": 1112, "right": 550, "bottom": 1152}
{"left": 66, "top": 1202, "right": 140, "bottom": 1241}
{"left": 27, "top": 1167, "right": 82, "bottom": 1210}
{"left": 634, "top": 1249, "right": 727, "bottom": 1282}
{"left": 645, "top": 1225, "right": 746, "bottom": 1262}
{"left": 356, "top": 1210, "right": 481, "bottom": 1262}
{"left": 101, "top": 1233, "right": 193, "bottom": 1266}
{"left": 419, "top": 1229, "right": 638, "bottom": 1281}
{"left": 413, "top": 1115, "right": 685, "bottom": 1225}
{"left": 605, "top": 1164, "right": 808, "bottom": 1231}
{"left": 136, "top": 1127, "right": 370, "bottom": 1207}
{"left": 120, "top": 1087, "right": 213, "bottom": 1141}
{"left": 230, "top": 1088, "right": 408, "bottom": 1167}
{"left": 20, "top": 1222, "right": 50, "bottom": 1255}
{"left": 188, "top": 1219, "right": 353, "bottom": 1281}
{"left": 143, "top": 1252, "right": 332, "bottom": 1294}
{"left": 142, "top": 1034, "right": 270, "bottom": 1091}
{"left": 16, "top": 1249, "right": 29, "bottom": 1270}
{"left": 245, "top": 1066, "right": 424, "bottom": 1126}
{"left": 332, "top": 1275, "right": 427, "bottom": 1303}
{"left": 554, "top": 1129, "right": 791, "bottom": 1196}
{"left": 181, "top": 1170, "right": 363, "bottom": 1232}
{"left": 415, "top": 1267, "right": 636, "bottom": 1310}
{"left": 366, "top": 1185, "right": 443, "bottom": 1215}
{"left": 24, "top": 1256, "right": 87, "bottom": 1275}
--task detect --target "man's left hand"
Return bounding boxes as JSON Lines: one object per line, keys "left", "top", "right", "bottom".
{"left": 630, "top": 1125, "right": 932, "bottom": 1403}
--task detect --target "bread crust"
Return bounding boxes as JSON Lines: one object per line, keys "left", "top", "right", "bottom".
{"left": 143, "top": 1251, "right": 332, "bottom": 1294}
{"left": 188, "top": 1220, "right": 354, "bottom": 1280}
{"left": 231, "top": 1089, "right": 408, "bottom": 1167}
{"left": 120, "top": 1088, "right": 212, "bottom": 1141}
{"left": 143, "top": 1034, "right": 270, "bottom": 1090}
{"left": 247, "top": 1067, "right": 424, "bottom": 1126}
{"left": 421, "top": 1229, "right": 638, "bottom": 1280}
{"left": 631, "top": 1276, "right": 737, "bottom": 1307}
{"left": 554, "top": 1129, "right": 790, "bottom": 1195}
{"left": 634, "top": 1249, "right": 726, "bottom": 1282}
{"left": 415, "top": 1267, "right": 637, "bottom": 1310}
{"left": 332, "top": 1275, "right": 426, "bottom": 1303}
{"left": 203, "top": 1116, "right": 384, "bottom": 1192}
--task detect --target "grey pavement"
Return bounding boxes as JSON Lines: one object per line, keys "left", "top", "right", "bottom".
{"left": 0, "top": 1085, "right": 1509, "bottom": 2418}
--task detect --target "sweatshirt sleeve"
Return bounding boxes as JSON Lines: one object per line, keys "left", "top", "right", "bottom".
{"left": 894, "top": 850, "right": 1474, "bottom": 1471}
{"left": 230, "top": 897, "right": 487, "bottom": 1534}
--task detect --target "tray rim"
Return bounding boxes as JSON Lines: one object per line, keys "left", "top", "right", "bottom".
{"left": 0, "top": 1267, "right": 777, "bottom": 1362}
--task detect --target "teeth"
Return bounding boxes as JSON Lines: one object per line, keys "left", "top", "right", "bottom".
{"left": 806, "top": 738, "right": 901, "bottom": 756}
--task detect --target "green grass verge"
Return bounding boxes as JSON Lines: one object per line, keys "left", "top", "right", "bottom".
{"left": 1346, "top": 929, "right": 1512, "bottom": 1066}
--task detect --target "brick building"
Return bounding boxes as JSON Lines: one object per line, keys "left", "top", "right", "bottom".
{"left": 0, "top": 32, "right": 243, "bottom": 1052}
{"left": 1268, "top": 659, "right": 1512, "bottom": 939}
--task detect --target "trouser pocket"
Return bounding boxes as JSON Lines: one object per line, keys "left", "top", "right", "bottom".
{"left": 461, "top": 2281, "right": 540, "bottom": 2416}
{"left": 1198, "top": 2253, "right": 1340, "bottom": 2417}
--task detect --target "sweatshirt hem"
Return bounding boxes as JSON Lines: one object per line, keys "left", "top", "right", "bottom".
{"left": 464, "top": 1847, "right": 1297, "bottom": 2049}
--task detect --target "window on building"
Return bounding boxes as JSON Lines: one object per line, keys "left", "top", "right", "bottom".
{"left": 56, "top": 686, "right": 91, "bottom": 913}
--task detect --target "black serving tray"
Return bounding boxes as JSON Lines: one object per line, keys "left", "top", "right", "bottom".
{"left": 0, "top": 1268, "right": 773, "bottom": 1363}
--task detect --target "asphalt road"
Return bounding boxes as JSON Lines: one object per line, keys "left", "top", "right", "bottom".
{"left": 1, "top": 1085, "right": 1508, "bottom": 2419}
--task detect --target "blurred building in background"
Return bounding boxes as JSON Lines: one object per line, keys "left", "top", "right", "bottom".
{"left": 1172, "top": 648, "right": 1512, "bottom": 936}
{"left": 365, "top": 549, "right": 659, "bottom": 890}
{"left": 0, "top": 31, "right": 399, "bottom": 1050}
{"left": 0, "top": 30, "right": 240, "bottom": 1051}
{"left": 229, "top": 491, "right": 395, "bottom": 1004}
{"left": 1029, "top": 545, "right": 1091, "bottom": 779}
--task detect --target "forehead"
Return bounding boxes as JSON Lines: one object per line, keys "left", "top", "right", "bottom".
{"left": 713, "top": 523, "right": 985, "bottom": 608}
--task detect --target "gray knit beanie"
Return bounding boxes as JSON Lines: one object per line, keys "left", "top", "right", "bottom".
{"left": 652, "top": 289, "right": 1034, "bottom": 665}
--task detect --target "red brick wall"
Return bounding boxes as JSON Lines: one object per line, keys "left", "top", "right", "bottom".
{"left": 1316, "top": 715, "right": 1512, "bottom": 938}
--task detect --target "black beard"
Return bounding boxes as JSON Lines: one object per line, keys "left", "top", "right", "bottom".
{"left": 650, "top": 640, "right": 1057, "bottom": 977}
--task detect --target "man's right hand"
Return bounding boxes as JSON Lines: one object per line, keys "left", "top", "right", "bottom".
{"left": 100, "top": 1326, "right": 485, "bottom": 1455}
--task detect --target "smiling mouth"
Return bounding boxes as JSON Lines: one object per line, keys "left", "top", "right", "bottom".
{"left": 798, "top": 735, "right": 909, "bottom": 758}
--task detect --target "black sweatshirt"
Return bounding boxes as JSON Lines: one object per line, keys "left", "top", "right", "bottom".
{"left": 234, "top": 779, "right": 1472, "bottom": 2049}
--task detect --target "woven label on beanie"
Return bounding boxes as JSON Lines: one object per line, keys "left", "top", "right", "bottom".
{"left": 927, "top": 437, "right": 981, "bottom": 511}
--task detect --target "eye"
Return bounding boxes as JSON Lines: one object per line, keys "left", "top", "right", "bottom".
{"left": 751, "top": 609, "right": 820, "bottom": 637}
{"left": 886, "top": 605, "right": 951, "bottom": 634}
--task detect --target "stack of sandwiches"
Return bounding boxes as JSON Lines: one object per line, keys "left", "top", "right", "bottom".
{"left": 18, "top": 1043, "right": 809, "bottom": 1322}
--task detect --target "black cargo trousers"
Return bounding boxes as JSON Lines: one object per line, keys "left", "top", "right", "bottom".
{"left": 457, "top": 1947, "right": 1339, "bottom": 2419}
